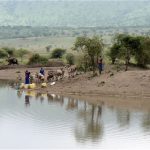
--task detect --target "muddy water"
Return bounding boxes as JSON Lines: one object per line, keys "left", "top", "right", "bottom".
{"left": 0, "top": 80, "right": 150, "bottom": 149}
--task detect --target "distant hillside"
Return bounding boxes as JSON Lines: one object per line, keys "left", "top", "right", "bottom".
{"left": 0, "top": 1, "right": 150, "bottom": 27}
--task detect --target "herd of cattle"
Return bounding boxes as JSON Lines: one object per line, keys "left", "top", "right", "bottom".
{"left": 7, "top": 57, "right": 78, "bottom": 83}
{"left": 33, "top": 65, "right": 77, "bottom": 83}
{"left": 47, "top": 65, "right": 77, "bottom": 81}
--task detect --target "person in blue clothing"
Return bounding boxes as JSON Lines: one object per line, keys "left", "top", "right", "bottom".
{"left": 40, "top": 68, "right": 45, "bottom": 76}
{"left": 97, "top": 56, "right": 103, "bottom": 75}
{"left": 25, "top": 70, "right": 30, "bottom": 84}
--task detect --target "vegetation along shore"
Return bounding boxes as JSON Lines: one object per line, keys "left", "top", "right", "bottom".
{"left": 0, "top": 33, "right": 150, "bottom": 99}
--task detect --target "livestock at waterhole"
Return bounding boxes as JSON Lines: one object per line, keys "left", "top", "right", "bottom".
{"left": 14, "top": 65, "right": 77, "bottom": 90}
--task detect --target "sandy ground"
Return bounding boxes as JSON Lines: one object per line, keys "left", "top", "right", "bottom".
{"left": 0, "top": 66, "right": 150, "bottom": 99}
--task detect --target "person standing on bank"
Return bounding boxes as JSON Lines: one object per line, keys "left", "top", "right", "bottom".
{"left": 98, "top": 56, "right": 103, "bottom": 75}
{"left": 25, "top": 70, "right": 30, "bottom": 84}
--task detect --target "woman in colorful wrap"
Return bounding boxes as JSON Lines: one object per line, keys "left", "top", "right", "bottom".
{"left": 25, "top": 70, "right": 30, "bottom": 84}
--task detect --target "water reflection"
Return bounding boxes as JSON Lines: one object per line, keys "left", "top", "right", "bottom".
{"left": 1, "top": 81, "right": 150, "bottom": 148}
{"left": 0, "top": 79, "right": 15, "bottom": 88}
{"left": 47, "top": 93, "right": 64, "bottom": 106}
{"left": 142, "top": 112, "right": 150, "bottom": 133}
{"left": 14, "top": 88, "right": 150, "bottom": 137}
{"left": 66, "top": 98, "right": 78, "bottom": 110}
{"left": 17, "top": 91, "right": 104, "bottom": 142}
{"left": 116, "top": 109, "right": 130, "bottom": 128}
{"left": 25, "top": 95, "right": 30, "bottom": 107}
{"left": 17, "top": 90, "right": 23, "bottom": 98}
{"left": 75, "top": 104, "right": 103, "bottom": 143}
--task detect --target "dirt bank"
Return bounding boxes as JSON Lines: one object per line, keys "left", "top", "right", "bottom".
{"left": 0, "top": 67, "right": 149, "bottom": 98}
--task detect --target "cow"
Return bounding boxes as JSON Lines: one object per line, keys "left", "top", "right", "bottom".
{"left": 67, "top": 65, "right": 77, "bottom": 78}
{"left": 7, "top": 57, "right": 18, "bottom": 65}
{"left": 34, "top": 72, "right": 45, "bottom": 83}
{"left": 47, "top": 68, "right": 65, "bottom": 82}
{"left": 47, "top": 70, "right": 55, "bottom": 82}
{"left": 55, "top": 68, "right": 65, "bottom": 80}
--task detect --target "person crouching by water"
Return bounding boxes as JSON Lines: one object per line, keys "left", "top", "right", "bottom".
{"left": 25, "top": 70, "right": 30, "bottom": 84}
{"left": 38, "top": 68, "right": 45, "bottom": 82}
{"left": 40, "top": 68, "right": 45, "bottom": 76}
{"left": 98, "top": 56, "right": 103, "bottom": 75}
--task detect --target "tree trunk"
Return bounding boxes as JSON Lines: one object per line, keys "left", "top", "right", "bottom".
{"left": 125, "top": 49, "right": 130, "bottom": 71}
{"left": 125, "top": 59, "right": 128, "bottom": 71}
{"left": 91, "top": 56, "right": 95, "bottom": 75}
{"left": 21, "top": 57, "right": 23, "bottom": 63}
{"left": 112, "top": 59, "right": 115, "bottom": 64}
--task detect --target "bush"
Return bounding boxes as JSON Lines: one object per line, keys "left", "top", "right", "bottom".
{"left": 134, "top": 37, "right": 150, "bottom": 67}
{"left": 15, "top": 49, "right": 29, "bottom": 62}
{"left": 51, "top": 48, "right": 66, "bottom": 58}
{"left": 47, "top": 59, "right": 65, "bottom": 67}
{"left": 65, "top": 53, "right": 75, "bottom": 65}
{"left": 107, "top": 44, "right": 122, "bottom": 64}
{"left": 76, "top": 54, "right": 90, "bottom": 72}
{"left": 2, "top": 47, "right": 15, "bottom": 56}
{"left": 28, "top": 53, "right": 48, "bottom": 65}
{"left": 0, "top": 49, "right": 8, "bottom": 58}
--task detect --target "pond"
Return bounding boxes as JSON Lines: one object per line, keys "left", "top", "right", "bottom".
{"left": 0, "top": 80, "right": 150, "bottom": 149}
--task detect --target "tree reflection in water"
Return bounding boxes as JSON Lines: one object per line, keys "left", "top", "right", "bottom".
{"left": 66, "top": 98, "right": 78, "bottom": 110}
{"left": 142, "top": 112, "right": 150, "bottom": 132}
{"left": 74, "top": 102, "right": 103, "bottom": 143}
{"left": 17, "top": 91, "right": 103, "bottom": 142}
{"left": 47, "top": 94, "right": 64, "bottom": 106}
{"left": 116, "top": 109, "right": 130, "bottom": 128}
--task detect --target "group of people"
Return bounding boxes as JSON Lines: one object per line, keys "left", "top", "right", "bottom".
{"left": 24, "top": 56, "right": 103, "bottom": 85}
{"left": 25, "top": 68, "right": 45, "bottom": 84}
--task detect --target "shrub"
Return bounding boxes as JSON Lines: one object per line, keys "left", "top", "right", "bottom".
{"left": 0, "top": 49, "right": 8, "bottom": 58}
{"left": 107, "top": 44, "right": 122, "bottom": 64}
{"left": 28, "top": 53, "right": 48, "bottom": 65}
{"left": 16, "top": 49, "right": 29, "bottom": 62}
{"left": 2, "top": 47, "right": 15, "bottom": 56}
{"left": 134, "top": 37, "right": 150, "bottom": 67}
{"left": 51, "top": 48, "right": 66, "bottom": 58}
{"left": 47, "top": 59, "right": 65, "bottom": 67}
{"left": 76, "top": 54, "right": 90, "bottom": 72}
{"left": 65, "top": 53, "right": 75, "bottom": 65}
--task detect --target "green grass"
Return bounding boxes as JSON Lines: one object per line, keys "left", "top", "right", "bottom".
{"left": 0, "top": 36, "right": 76, "bottom": 54}
{"left": 0, "top": 35, "right": 113, "bottom": 65}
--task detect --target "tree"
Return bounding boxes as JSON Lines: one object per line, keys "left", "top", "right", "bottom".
{"left": 108, "top": 44, "right": 122, "bottom": 64}
{"left": 2, "top": 47, "right": 15, "bottom": 57}
{"left": 65, "top": 53, "right": 75, "bottom": 65}
{"left": 51, "top": 48, "right": 66, "bottom": 58}
{"left": 28, "top": 53, "right": 48, "bottom": 65}
{"left": 16, "top": 49, "right": 29, "bottom": 62}
{"left": 134, "top": 37, "right": 150, "bottom": 67}
{"left": 74, "top": 36, "right": 103, "bottom": 74}
{"left": 110, "top": 34, "right": 150, "bottom": 69}
{"left": 110, "top": 34, "right": 141, "bottom": 71}
{"left": 0, "top": 49, "right": 8, "bottom": 59}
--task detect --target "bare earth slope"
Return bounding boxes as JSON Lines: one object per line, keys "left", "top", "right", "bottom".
{"left": 0, "top": 67, "right": 149, "bottom": 98}
{"left": 50, "top": 70, "right": 150, "bottom": 97}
